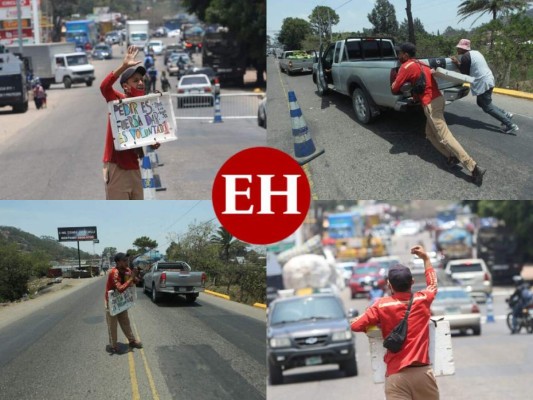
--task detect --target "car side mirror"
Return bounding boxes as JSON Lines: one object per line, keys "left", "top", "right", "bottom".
{"left": 347, "top": 308, "right": 359, "bottom": 318}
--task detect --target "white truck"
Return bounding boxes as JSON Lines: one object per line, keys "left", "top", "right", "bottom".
{"left": 7, "top": 43, "right": 95, "bottom": 89}
{"left": 126, "top": 20, "right": 149, "bottom": 50}
{"left": 0, "top": 51, "right": 29, "bottom": 113}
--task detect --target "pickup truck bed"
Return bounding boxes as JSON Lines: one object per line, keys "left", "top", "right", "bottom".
{"left": 279, "top": 50, "right": 315, "bottom": 75}
{"left": 313, "top": 38, "right": 469, "bottom": 123}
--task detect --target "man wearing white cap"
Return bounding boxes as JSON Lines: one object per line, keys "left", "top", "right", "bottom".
{"left": 451, "top": 39, "right": 519, "bottom": 135}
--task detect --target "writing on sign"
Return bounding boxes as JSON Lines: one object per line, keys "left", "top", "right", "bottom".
{"left": 107, "top": 93, "right": 178, "bottom": 151}
{"left": 108, "top": 287, "right": 136, "bottom": 316}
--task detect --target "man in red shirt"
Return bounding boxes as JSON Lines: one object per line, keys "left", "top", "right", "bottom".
{"left": 351, "top": 245, "right": 439, "bottom": 399}
{"left": 105, "top": 252, "right": 143, "bottom": 354}
{"left": 391, "top": 42, "right": 486, "bottom": 186}
{"left": 100, "top": 46, "right": 160, "bottom": 199}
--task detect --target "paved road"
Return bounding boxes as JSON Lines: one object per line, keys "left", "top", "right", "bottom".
{"left": 0, "top": 40, "right": 265, "bottom": 199}
{"left": 268, "top": 229, "right": 532, "bottom": 399}
{"left": 267, "top": 56, "right": 533, "bottom": 199}
{"left": 0, "top": 276, "right": 266, "bottom": 400}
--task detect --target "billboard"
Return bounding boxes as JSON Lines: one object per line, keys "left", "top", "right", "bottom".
{"left": 58, "top": 226, "right": 98, "bottom": 242}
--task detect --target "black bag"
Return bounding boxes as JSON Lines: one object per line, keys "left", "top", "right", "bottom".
{"left": 383, "top": 294, "right": 414, "bottom": 353}
{"left": 412, "top": 63, "right": 426, "bottom": 95}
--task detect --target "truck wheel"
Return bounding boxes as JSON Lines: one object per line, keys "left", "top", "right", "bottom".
{"left": 63, "top": 76, "right": 72, "bottom": 89}
{"left": 86, "top": 80, "right": 93, "bottom": 87}
{"left": 143, "top": 280, "right": 148, "bottom": 294}
{"left": 13, "top": 101, "right": 28, "bottom": 113}
{"left": 151, "top": 284, "right": 160, "bottom": 303}
{"left": 185, "top": 294, "right": 198, "bottom": 303}
{"left": 340, "top": 355, "right": 358, "bottom": 377}
{"left": 352, "top": 88, "right": 373, "bottom": 124}
{"left": 269, "top": 362, "right": 283, "bottom": 385}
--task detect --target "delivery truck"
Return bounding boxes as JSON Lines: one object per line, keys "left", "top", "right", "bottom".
{"left": 7, "top": 43, "right": 95, "bottom": 89}
{"left": 126, "top": 20, "right": 149, "bottom": 50}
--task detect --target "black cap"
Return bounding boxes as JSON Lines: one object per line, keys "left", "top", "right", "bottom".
{"left": 120, "top": 65, "right": 146, "bottom": 85}
{"left": 395, "top": 42, "right": 416, "bottom": 57}
{"left": 388, "top": 264, "right": 412, "bottom": 290}
{"left": 114, "top": 252, "right": 128, "bottom": 263}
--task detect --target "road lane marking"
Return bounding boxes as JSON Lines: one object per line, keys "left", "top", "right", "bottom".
{"left": 133, "top": 320, "right": 160, "bottom": 400}
{"left": 128, "top": 351, "right": 141, "bottom": 400}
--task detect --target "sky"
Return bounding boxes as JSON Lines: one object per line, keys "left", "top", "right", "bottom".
{"left": 267, "top": 0, "right": 495, "bottom": 39}
{"left": 0, "top": 201, "right": 219, "bottom": 256}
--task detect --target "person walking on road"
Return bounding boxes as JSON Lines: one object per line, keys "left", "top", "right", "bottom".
{"left": 351, "top": 245, "right": 440, "bottom": 400}
{"left": 451, "top": 39, "right": 519, "bottom": 135}
{"left": 105, "top": 252, "right": 143, "bottom": 354}
{"left": 391, "top": 42, "right": 486, "bottom": 185}
{"left": 100, "top": 45, "right": 160, "bottom": 200}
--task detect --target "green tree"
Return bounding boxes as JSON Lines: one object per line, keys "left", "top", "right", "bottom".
{"left": 308, "top": 6, "right": 339, "bottom": 42}
{"left": 277, "top": 17, "right": 311, "bottom": 50}
{"left": 133, "top": 236, "right": 158, "bottom": 251}
{"left": 368, "top": 0, "right": 399, "bottom": 37}
{"left": 182, "top": 0, "right": 266, "bottom": 85}
{"left": 397, "top": 17, "right": 427, "bottom": 43}
{"left": 0, "top": 244, "right": 32, "bottom": 302}
{"left": 457, "top": 0, "right": 529, "bottom": 23}
{"left": 210, "top": 226, "right": 234, "bottom": 261}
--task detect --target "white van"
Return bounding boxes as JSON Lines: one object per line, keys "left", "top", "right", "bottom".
{"left": 444, "top": 258, "right": 492, "bottom": 301}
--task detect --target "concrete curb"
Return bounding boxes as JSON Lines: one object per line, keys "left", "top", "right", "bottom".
{"left": 253, "top": 303, "right": 267, "bottom": 309}
{"left": 204, "top": 290, "right": 230, "bottom": 300}
{"left": 463, "top": 83, "right": 533, "bottom": 100}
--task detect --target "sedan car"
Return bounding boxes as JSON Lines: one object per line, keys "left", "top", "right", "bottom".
{"left": 258, "top": 96, "right": 267, "bottom": 129}
{"left": 105, "top": 31, "right": 120, "bottom": 45}
{"left": 92, "top": 43, "right": 112, "bottom": 60}
{"left": 166, "top": 53, "right": 191, "bottom": 76}
{"left": 348, "top": 263, "right": 384, "bottom": 299}
{"left": 167, "top": 29, "right": 181, "bottom": 38}
{"left": 176, "top": 74, "right": 213, "bottom": 108}
{"left": 431, "top": 286, "right": 481, "bottom": 335}
{"left": 144, "top": 40, "right": 165, "bottom": 55}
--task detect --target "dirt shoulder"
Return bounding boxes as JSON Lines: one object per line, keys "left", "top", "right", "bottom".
{"left": 0, "top": 275, "right": 104, "bottom": 330}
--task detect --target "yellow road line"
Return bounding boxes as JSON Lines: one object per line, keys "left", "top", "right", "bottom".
{"left": 275, "top": 59, "right": 319, "bottom": 200}
{"left": 128, "top": 351, "right": 140, "bottom": 400}
{"left": 133, "top": 320, "right": 160, "bottom": 400}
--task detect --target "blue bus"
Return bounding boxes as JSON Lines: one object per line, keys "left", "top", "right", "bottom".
{"left": 65, "top": 20, "right": 98, "bottom": 50}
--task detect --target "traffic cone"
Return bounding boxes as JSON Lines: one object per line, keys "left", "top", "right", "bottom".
{"left": 141, "top": 150, "right": 156, "bottom": 200}
{"left": 213, "top": 94, "right": 223, "bottom": 123}
{"left": 288, "top": 91, "right": 324, "bottom": 166}
{"left": 486, "top": 293, "right": 495, "bottom": 323}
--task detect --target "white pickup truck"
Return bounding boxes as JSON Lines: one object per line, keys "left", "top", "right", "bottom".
{"left": 279, "top": 50, "right": 316, "bottom": 75}
{"left": 313, "top": 38, "right": 469, "bottom": 124}
{"left": 143, "top": 261, "right": 206, "bottom": 303}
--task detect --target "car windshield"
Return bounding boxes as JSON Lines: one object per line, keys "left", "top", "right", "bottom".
{"left": 132, "top": 33, "right": 148, "bottom": 41}
{"left": 354, "top": 266, "right": 378, "bottom": 275}
{"left": 95, "top": 45, "right": 108, "bottom": 50}
{"left": 66, "top": 55, "right": 88, "bottom": 65}
{"left": 181, "top": 76, "right": 209, "bottom": 85}
{"left": 435, "top": 289, "right": 470, "bottom": 301}
{"left": 450, "top": 263, "right": 483, "bottom": 273}
{"left": 270, "top": 296, "right": 345, "bottom": 325}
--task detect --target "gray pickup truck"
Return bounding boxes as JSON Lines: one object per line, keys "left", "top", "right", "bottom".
{"left": 279, "top": 50, "right": 316, "bottom": 75}
{"left": 143, "top": 261, "right": 206, "bottom": 303}
{"left": 267, "top": 290, "right": 358, "bottom": 385}
{"left": 313, "top": 38, "right": 469, "bottom": 124}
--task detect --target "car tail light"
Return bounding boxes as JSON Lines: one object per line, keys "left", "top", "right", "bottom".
{"left": 177, "top": 89, "right": 184, "bottom": 93}
{"left": 201, "top": 272, "right": 207, "bottom": 287}
{"left": 205, "top": 87, "right": 212, "bottom": 92}
{"left": 471, "top": 304, "right": 480, "bottom": 313}
{"left": 160, "top": 272, "right": 167, "bottom": 287}
{"left": 484, "top": 272, "right": 490, "bottom": 281}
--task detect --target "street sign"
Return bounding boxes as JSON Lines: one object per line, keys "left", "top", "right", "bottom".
{"left": 58, "top": 226, "right": 98, "bottom": 242}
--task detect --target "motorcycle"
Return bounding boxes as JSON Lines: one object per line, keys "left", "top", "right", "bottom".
{"left": 505, "top": 296, "right": 533, "bottom": 334}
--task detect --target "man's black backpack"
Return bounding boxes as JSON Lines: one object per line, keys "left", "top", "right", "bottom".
{"left": 383, "top": 294, "right": 414, "bottom": 353}
{"left": 411, "top": 62, "right": 426, "bottom": 95}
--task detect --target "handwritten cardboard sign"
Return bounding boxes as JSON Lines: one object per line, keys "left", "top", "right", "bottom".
{"left": 108, "top": 287, "right": 136, "bottom": 316}
{"left": 107, "top": 92, "right": 178, "bottom": 151}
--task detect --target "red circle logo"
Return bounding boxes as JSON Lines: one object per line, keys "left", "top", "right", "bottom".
{"left": 212, "top": 147, "right": 311, "bottom": 245}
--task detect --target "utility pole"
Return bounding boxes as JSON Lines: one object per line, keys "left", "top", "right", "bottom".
{"left": 16, "top": 0, "right": 23, "bottom": 53}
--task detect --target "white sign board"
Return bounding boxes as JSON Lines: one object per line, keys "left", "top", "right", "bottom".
{"left": 107, "top": 92, "right": 178, "bottom": 151}
{"left": 108, "top": 287, "right": 136, "bottom": 316}
{"left": 434, "top": 67, "right": 474, "bottom": 85}
{"left": 366, "top": 319, "right": 455, "bottom": 384}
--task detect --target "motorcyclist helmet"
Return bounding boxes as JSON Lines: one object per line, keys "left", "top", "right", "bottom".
{"left": 512, "top": 275, "right": 524, "bottom": 286}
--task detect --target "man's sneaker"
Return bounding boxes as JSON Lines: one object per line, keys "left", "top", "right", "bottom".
{"left": 446, "top": 156, "right": 460, "bottom": 168}
{"left": 506, "top": 112, "right": 514, "bottom": 120}
{"left": 472, "top": 165, "right": 486, "bottom": 185}
{"left": 501, "top": 124, "right": 519, "bottom": 134}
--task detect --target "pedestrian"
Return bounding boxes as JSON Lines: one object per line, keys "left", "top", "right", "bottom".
{"left": 368, "top": 281, "right": 384, "bottom": 305}
{"left": 32, "top": 78, "right": 46, "bottom": 110}
{"left": 100, "top": 45, "right": 160, "bottom": 200}
{"left": 160, "top": 70, "right": 170, "bottom": 92}
{"left": 451, "top": 39, "right": 519, "bottom": 135}
{"left": 391, "top": 42, "right": 486, "bottom": 185}
{"left": 148, "top": 65, "right": 158, "bottom": 92}
{"left": 104, "top": 252, "right": 143, "bottom": 354}
{"left": 351, "top": 245, "right": 440, "bottom": 400}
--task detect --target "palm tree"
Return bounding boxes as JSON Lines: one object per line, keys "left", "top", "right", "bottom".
{"left": 457, "top": 0, "right": 528, "bottom": 23}
{"left": 210, "top": 227, "right": 234, "bottom": 262}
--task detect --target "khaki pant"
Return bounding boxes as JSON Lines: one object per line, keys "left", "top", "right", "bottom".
{"left": 385, "top": 366, "right": 440, "bottom": 400}
{"left": 104, "top": 162, "right": 144, "bottom": 200}
{"left": 423, "top": 95, "right": 476, "bottom": 173}
{"left": 106, "top": 309, "right": 135, "bottom": 347}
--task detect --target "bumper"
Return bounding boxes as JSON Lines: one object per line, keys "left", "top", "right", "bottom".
{"left": 268, "top": 341, "right": 354, "bottom": 370}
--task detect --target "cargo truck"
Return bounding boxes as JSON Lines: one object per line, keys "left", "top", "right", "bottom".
{"left": 0, "top": 51, "right": 29, "bottom": 113}
{"left": 65, "top": 20, "right": 98, "bottom": 51}
{"left": 7, "top": 43, "right": 95, "bottom": 89}
{"left": 126, "top": 20, "right": 149, "bottom": 50}
{"left": 202, "top": 29, "right": 246, "bottom": 86}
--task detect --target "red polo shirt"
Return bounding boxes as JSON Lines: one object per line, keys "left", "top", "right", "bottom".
{"left": 391, "top": 60, "right": 441, "bottom": 106}
{"left": 105, "top": 267, "right": 133, "bottom": 303}
{"left": 100, "top": 72, "right": 141, "bottom": 170}
{"left": 351, "top": 267, "right": 438, "bottom": 376}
